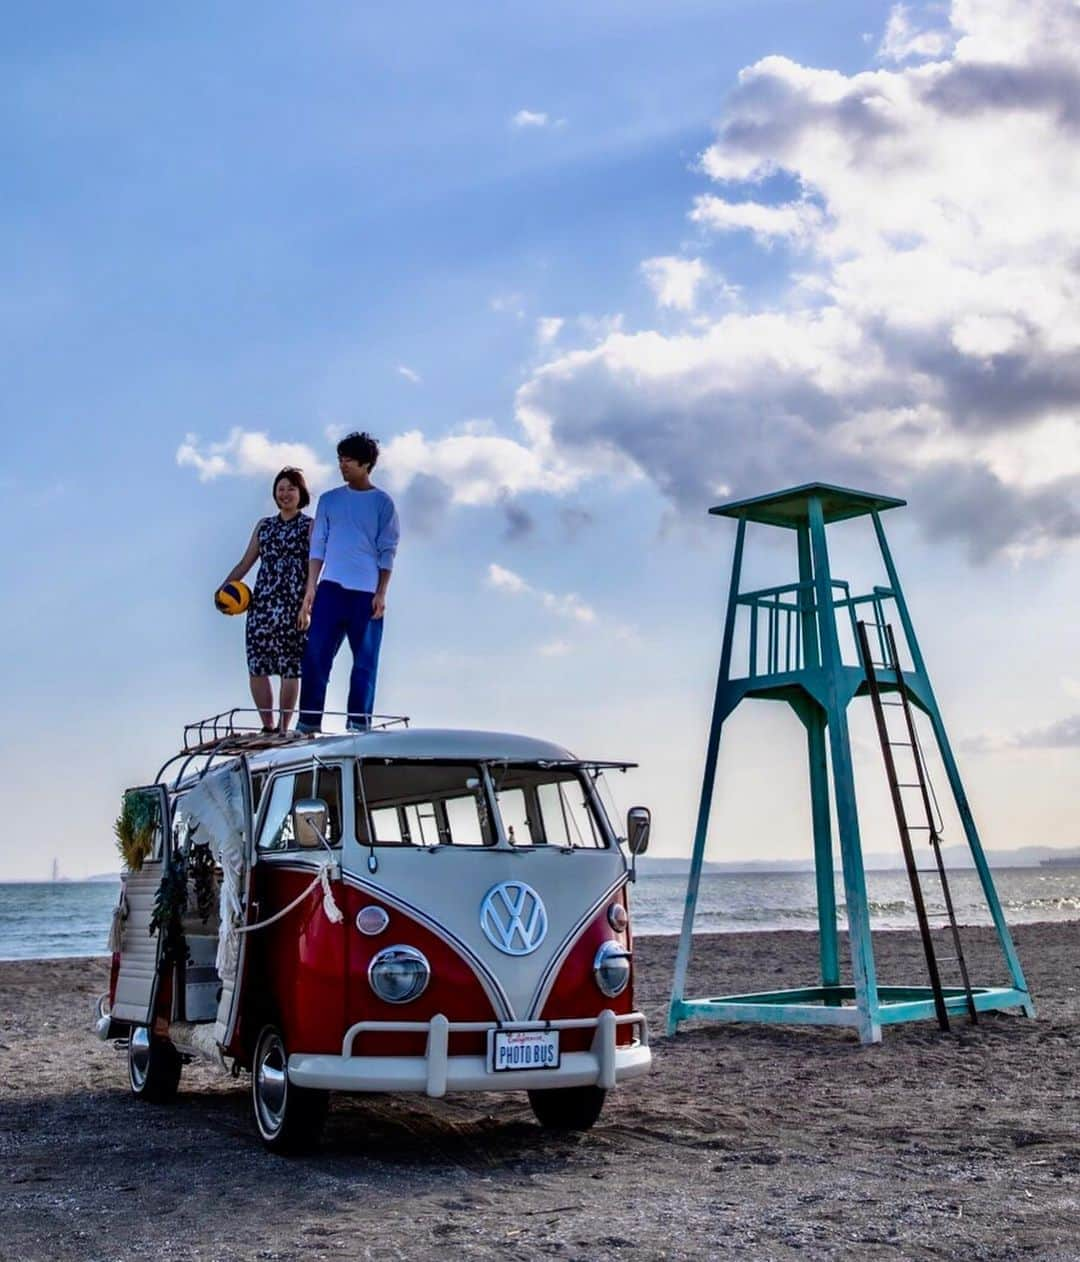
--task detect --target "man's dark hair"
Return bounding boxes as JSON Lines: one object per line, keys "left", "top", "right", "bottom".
{"left": 273, "top": 466, "right": 311, "bottom": 509}
{"left": 337, "top": 431, "right": 379, "bottom": 470}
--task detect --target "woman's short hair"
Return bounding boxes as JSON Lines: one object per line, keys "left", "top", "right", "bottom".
{"left": 273, "top": 466, "right": 311, "bottom": 510}
{"left": 336, "top": 430, "right": 379, "bottom": 470}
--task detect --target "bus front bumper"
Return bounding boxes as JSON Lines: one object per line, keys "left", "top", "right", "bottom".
{"left": 287, "top": 1009, "right": 650, "bottom": 1098}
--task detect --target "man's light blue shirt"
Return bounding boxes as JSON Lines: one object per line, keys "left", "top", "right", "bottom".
{"left": 310, "top": 485, "right": 399, "bottom": 592}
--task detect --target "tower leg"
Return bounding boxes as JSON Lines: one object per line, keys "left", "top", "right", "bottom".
{"left": 871, "top": 514, "right": 1034, "bottom": 1018}
{"left": 667, "top": 708, "right": 730, "bottom": 1036}
{"left": 807, "top": 708, "right": 839, "bottom": 994}
{"left": 809, "top": 497, "right": 881, "bottom": 1044}
{"left": 793, "top": 694, "right": 839, "bottom": 996}
{"left": 794, "top": 528, "right": 838, "bottom": 997}
{"left": 827, "top": 706, "right": 881, "bottom": 1044}
{"left": 667, "top": 521, "right": 747, "bottom": 1036}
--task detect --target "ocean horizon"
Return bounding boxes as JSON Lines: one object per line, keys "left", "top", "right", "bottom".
{"left": 2, "top": 865, "right": 1079, "bottom": 962}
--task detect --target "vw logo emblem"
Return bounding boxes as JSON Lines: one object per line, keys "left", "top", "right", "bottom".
{"left": 479, "top": 882, "right": 548, "bottom": 956}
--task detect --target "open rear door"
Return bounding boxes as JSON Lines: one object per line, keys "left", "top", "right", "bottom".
{"left": 111, "top": 785, "right": 171, "bottom": 1025}
{"left": 214, "top": 758, "right": 255, "bottom": 1052}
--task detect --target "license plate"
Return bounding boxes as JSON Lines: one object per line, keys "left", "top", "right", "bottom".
{"left": 489, "top": 1028, "right": 560, "bottom": 1073}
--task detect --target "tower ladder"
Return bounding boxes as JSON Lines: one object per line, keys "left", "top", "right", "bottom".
{"left": 857, "top": 619, "right": 978, "bottom": 1030}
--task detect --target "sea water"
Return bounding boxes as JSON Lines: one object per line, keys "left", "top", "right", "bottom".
{"left": 2, "top": 867, "right": 1079, "bottom": 960}
{"left": 0, "top": 882, "right": 124, "bottom": 960}
{"left": 630, "top": 866, "right": 1080, "bottom": 936}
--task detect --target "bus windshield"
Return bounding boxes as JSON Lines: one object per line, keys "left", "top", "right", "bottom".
{"left": 354, "top": 761, "right": 613, "bottom": 849}
{"left": 489, "top": 764, "right": 611, "bottom": 849}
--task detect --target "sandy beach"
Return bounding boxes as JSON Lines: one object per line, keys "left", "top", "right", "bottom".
{"left": 2, "top": 924, "right": 1079, "bottom": 1261}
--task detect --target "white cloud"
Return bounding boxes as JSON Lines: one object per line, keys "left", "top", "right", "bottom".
{"left": 176, "top": 428, "right": 333, "bottom": 488}
{"left": 879, "top": 4, "right": 953, "bottom": 62}
{"left": 397, "top": 364, "right": 421, "bottom": 384}
{"left": 485, "top": 563, "right": 596, "bottom": 624}
{"left": 538, "top": 639, "right": 572, "bottom": 657}
{"left": 487, "top": 563, "right": 529, "bottom": 594}
{"left": 380, "top": 419, "right": 595, "bottom": 509}
{"left": 511, "top": 109, "right": 549, "bottom": 128}
{"left": 296, "top": 1, "right": 1080, "bottom": 561}
{"left": 641, "top": 257, "right": 710, "bottom": 311}
{"left": 690, "top": 196, "right": 823, "bottom": 245}
{"left": 540, "top": 590, "right": 595, "bottom": 624}
{"left": 490, "top": 293, "right": 526, "bottom": 319}
{"left": 949, "top": 315, "right": 1027, "bottom": 359}
{"left": 502, "top": 0, "right": 1080, "bottom": 560}
{"left": 965, "top": 712, "right": 1080, "bottom": 752}
{"left": 537, "top": 316, "right": 564, "bottom": 345}
{"left": 576, "top": 312, "right": 625, "bottom": 343}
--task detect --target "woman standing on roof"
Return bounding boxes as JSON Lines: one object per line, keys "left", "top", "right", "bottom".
{"left": 220, "top": 467, "right": 313, "bottom": 734}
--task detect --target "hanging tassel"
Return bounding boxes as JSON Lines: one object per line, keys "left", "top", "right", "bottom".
{"left": 106, "top": 892, "right": 128, "bottom": 953}
{"left": 319, "top": 862, "right": 344, "bottom": 924}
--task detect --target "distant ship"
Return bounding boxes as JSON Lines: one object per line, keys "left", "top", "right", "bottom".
{"left": 1040, "top": 854, "right": 1080, "bottom": 867}
{"left": 50, "top": 858, "right": 60, "bottom": 882}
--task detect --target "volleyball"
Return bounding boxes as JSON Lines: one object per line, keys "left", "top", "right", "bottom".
{"left": 215, "top": 580, "right": 251, "bottom": 615}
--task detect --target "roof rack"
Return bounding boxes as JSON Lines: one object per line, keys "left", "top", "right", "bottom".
{"left": 182, "top": 708, "right": 410, "bottom": 754}
{"left": 154, "top": 708, "right": 411, "bottom": 788}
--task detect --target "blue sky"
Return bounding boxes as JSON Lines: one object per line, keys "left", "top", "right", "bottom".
{"left": 4, "top": 0, "right": 1079, "bottom": 880}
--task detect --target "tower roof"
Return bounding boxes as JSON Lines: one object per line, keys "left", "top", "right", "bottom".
{"left": 709, "top": 482, "right": 905, "bottom": 529}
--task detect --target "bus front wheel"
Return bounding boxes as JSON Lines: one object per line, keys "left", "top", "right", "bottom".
{"left": 528, "top": 1086, "right": 606, "bottom": 1131}
{"left": 251, "top": 1024, "right": 328, "bottom": 1153}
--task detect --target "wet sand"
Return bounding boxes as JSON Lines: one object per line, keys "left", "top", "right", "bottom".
{"left": 2, "top": 923, "right": 1079, "bottom": 1261}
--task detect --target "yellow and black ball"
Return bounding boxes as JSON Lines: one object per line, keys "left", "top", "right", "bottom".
{"left": 215, "top": 580, "right": 251, "bottom": 615}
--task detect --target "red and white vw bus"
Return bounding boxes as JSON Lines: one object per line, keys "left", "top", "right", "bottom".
{"left": 96, "top": 714, "right": 652, "bottom": 1150}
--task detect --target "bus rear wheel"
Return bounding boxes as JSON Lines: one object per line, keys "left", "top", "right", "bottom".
{"left": 251, "top": 1024, "right": 328, "bottom": 1153}
{"left": 528, "top": 1086, "right": 606, "bottom": 1131}
{"left": 128, "top": 1026, "right": 181, "bottom": 1103}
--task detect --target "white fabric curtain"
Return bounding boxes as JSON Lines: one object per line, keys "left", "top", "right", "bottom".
{"left": 180, "top": 766, "right": 248, "bottom": 978}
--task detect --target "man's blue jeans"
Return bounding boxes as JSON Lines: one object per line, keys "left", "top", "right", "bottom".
{"left": 297, "top": 581, "right": 383, "bottom": 732}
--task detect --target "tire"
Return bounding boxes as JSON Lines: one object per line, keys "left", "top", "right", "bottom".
{"left": 528, "top": 1086, "right": 606, "bottom": 1131}
{"left": 127, "top": 1026, "right": 182, "bottom": 1103}
{"left": 251, "top": 1024, "right": 328, "bottom": 1153}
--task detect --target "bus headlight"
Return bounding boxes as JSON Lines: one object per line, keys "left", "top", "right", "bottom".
{"left": 368, "top": 946, "right": 431, "bottom": 1004}
{"left": 593, "top": 941, "right": 632, "bottom": 998}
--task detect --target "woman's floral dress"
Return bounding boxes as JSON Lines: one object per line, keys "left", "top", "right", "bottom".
{"left": 245, "top": 513, "right": 311, "bottom": 678}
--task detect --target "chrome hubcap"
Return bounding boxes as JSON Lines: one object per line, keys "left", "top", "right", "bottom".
{"left": 129, "top": 1027, "right": 151, "bottom": 1090}
{"left": 255, "top": 1033, "right": 288, "bottom": 1134}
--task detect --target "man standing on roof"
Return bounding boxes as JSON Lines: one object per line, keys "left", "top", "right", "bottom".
{"left": 295, "top": 431, "right": 400, "bottom": 734}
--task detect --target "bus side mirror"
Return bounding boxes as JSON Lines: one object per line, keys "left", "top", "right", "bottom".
{"left": 626, "top": 806, "right": 651, "bottom": 856}
{"left": 294, "top": 798, "right": 329, "bottom": 849}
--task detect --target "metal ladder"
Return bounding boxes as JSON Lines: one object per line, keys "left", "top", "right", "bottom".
{"left": 857, "top": 620, "right": 978, "bottom": 1030}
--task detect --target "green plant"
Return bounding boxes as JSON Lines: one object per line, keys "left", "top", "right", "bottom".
{"left": 188, "top": 841, "right": 216, "bottom": 924}
{"left": 114, "top": 791, "right": 159, "bottom": 872}
{"left": 150, "top": 852, "right": 190, "bottom": 967}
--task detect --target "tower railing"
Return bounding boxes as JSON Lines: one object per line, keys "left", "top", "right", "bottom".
{"left": 737, "top": 580, "right": 908, "bottom": 679}
{"left": 739, "top": 580, "right": 815, "bottom": 677}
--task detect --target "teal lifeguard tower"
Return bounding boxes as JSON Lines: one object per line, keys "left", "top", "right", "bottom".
{"left": 667, "top": 484, "right": 1034, "bottom": 1045}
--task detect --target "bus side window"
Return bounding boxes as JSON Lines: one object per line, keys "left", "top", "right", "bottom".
{"left": 291, "top": 767, "right": 343, "bottom": 846}
{"left": 257, "top": 767, "right": 343, "bottom": 851}
{"left": 258, "top": 775, "right": 296, "bottom": 851}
